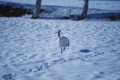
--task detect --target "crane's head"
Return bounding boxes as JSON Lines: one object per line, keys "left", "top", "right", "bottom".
{"left": 58, "top": 30, "right": 61, "bottom": 37}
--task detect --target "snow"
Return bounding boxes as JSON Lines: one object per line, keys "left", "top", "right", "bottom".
{"left": 0, "top": 0, "right": 120, "bottom": 80}
{"left": 0, "top": 17, "right": 120, "bottom": 80}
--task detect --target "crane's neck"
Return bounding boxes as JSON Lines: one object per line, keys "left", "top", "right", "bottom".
{"left": 58, "top": 32, "right": 60, "bottom": 38}
{"left": 58, "top": 30, "right": 61, "bottom": 38}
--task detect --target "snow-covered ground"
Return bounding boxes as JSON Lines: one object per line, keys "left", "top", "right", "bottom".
{"left": 0, "top": 0, "right": 120, "bottom": 80}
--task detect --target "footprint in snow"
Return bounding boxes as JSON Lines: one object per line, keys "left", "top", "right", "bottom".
{"left": 2, "top": 73, "right": 16, "bottom": 80}
{"left": 93, "top": 72, "right": 104, "bottom": 79}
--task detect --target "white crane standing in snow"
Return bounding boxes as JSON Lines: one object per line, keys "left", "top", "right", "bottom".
{"left": 58, "top": 30, "right": 70, "bottom": 54}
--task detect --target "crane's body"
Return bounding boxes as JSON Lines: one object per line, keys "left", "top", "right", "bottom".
{"left": 58, "top": 30, "right": 70, "bottom": 54}
{"left": 59, "top": 36, "right": 69, "bottom": 47}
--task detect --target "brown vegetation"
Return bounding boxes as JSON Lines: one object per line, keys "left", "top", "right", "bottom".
{"left": 0, "top": 5, "right": 53, "bottom": 17}
{"left": 0, "top": 5, "right": 32, "bottom": 17}
{"left": 108, "top": 15, "right": 120, "bottom": 21}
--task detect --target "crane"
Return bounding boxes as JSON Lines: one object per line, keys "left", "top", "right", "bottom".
{"left": 58, "top": 30, "right": 70, "bottom": 54}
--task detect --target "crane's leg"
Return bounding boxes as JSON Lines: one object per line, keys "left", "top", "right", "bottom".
{"left": 61, "top": 48, "right": 63, "bottom": 54}
{"left": 63, "top": 47, "right": 65, "bottom": 52}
